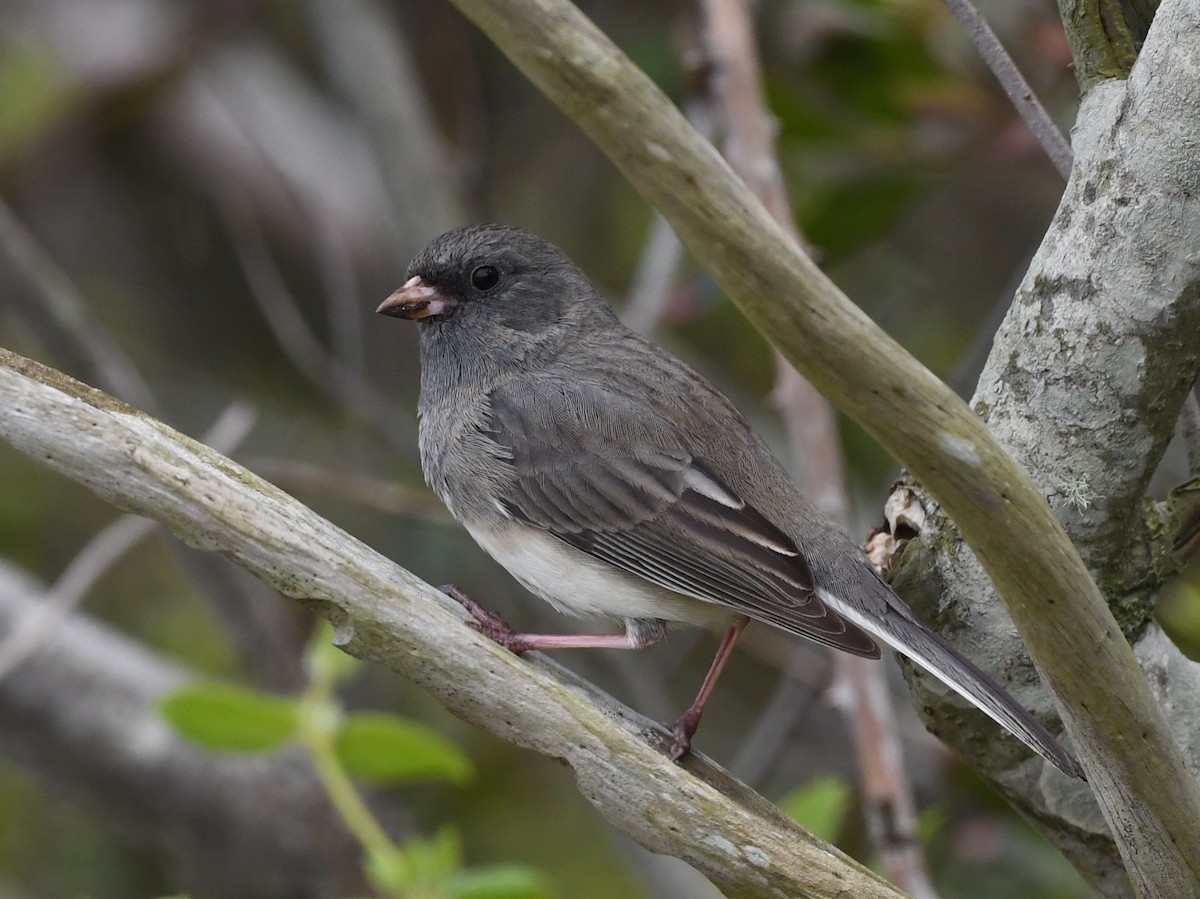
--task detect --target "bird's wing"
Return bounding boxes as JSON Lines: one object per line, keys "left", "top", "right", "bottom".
{"left": 485, "top": 379, "right": 880, "bottom": 658}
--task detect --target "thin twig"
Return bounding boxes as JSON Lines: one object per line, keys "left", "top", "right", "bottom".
{"left": 624, "top": 213, "right": 689, "bottom": 335}
{"left": 702, "top": 2, "right": 940, "bottom": 894}
{"left": 831, "top": 655, "right": 940, "bottom": 899}
{"left": 942, "top": 0, "right": 1073, "bottom": 178}
{"left": 0, "top": 516, "right": 157, "bottom": 682}
{"left": 624, "top": 100, "right": 715, "bottom": 335}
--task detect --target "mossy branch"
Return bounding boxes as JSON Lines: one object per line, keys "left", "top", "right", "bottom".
{"left": 1056, "top": 0, "right": 1143, "bottom": 87}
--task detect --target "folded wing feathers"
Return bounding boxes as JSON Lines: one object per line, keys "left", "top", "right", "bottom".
{"left": 490, "top": 386, "right": 879, "bottom": 658}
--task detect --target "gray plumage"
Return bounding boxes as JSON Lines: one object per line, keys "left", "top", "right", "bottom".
{"left": 380, "top": 223, "right": 1083, "bottom": 779}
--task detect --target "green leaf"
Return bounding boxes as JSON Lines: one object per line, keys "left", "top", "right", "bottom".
{"left": 778, "top": 776, "right": 853, "bottom": 842}
{"left": 448, "top": 864, "right": 553, "bottom": 899}
{"left": 368, "top": 828, "right": 463, "bottom": 894}
{"left": 160, "top": 683, "right": 299, "bottom": 753}
{"left": 335, "top": 713, "right": 473, "bottom": 785}
{"left": 365, "top": 845, "right": 414, "bottom": 895}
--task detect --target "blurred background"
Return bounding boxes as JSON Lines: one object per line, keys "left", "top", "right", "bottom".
{"left": 0, "top": 0, "right": 1195, "bottom": 896}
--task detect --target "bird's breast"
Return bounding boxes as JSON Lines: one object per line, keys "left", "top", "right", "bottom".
{"left": 417, "top": 389, "right": 515, "bottom": 525}
{"left": 461, "top": 519, "right": 737, "bottom": 630}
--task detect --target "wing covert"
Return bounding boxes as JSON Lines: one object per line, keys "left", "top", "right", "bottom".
{"left": 485, "top": 380, "right": 880, "bottom": 657}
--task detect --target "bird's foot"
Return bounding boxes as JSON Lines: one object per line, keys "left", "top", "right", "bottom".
{"left": 668, "top": 707, "right": 703, "bottom": 762}
{"left": 439, "top": 584, "right": 533, "bottom": 655}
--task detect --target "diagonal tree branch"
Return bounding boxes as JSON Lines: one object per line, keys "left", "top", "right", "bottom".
{"left": 438, "top": 0, "right": 1200, "bottom": 894}
{"left": 896, "top": 0, "right": 1200, "bottom": 892}
{"left": 0, "top": 348, "right": 904, "bottom": 899}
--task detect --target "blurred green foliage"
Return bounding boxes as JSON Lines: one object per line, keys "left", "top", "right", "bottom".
{"left": 160, "top": 623, "right": 547, "bottom": 898}
{"left": 779, "top": 775, "right": 853, "bottom": 842}
{"left": 1157, "top": 572, "right": 1200, "bottom": 661}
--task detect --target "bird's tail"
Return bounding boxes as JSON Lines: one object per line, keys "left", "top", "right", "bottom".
{"left": 818, "top": 589, "right": 1084, "bottom": 779}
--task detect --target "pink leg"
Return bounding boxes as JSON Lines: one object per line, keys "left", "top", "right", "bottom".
{"left": 670, "top": 617, "right": 750, "bottom": 761}
{"left": 441, "top": 584, "right": 648, "bottom": 654}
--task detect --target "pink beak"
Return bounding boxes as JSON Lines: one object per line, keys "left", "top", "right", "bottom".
{"left": 377, "top": 275, "right": 457, "bottom": 320}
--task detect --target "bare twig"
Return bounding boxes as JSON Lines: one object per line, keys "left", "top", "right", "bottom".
{"left": 942, "top": 0, "right": 1073, "bottom": 178}
{"left": 701, "top": 2, "right": 939, "bottom": 893}
{"left": 832, "top": 656, "right": 940, "bottom": 899}
{"left": 698, "top": 0, "right": 847, "bottom": 511}
{"left": 624, "top": 100, "right": 716, "bottom": 335}
{"left": 0, "top": 515, "right": 156, "bottom": 682}
{"left": 624, "top": 212, "right": 690, "bottom": 335}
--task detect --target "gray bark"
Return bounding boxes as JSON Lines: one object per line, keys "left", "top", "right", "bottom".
{"left": 894, "top": 2, "right": 1200, "bottom": 894}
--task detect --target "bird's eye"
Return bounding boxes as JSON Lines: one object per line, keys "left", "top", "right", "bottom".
{"left": 471, "top": 265, "right": 500, "bottom": 291}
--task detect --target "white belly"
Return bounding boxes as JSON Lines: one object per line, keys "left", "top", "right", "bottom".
{"left": 463, "top": 520, "right": 735, "bottom": 631}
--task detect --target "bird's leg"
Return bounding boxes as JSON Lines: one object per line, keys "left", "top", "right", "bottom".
{"left": 669, "top": 617, "right": 750, "bottom": 761}
{"left": 440, "top": 585, "right": 663, "bottom": 655}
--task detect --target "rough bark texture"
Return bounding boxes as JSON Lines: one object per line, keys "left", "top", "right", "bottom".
{"left": 894, "top": 2, "right": 1200, "bottom": 895}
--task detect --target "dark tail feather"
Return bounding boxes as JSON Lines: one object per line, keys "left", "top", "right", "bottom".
{"left": 819, "top": 589, "right": 1085, "bottom": 779}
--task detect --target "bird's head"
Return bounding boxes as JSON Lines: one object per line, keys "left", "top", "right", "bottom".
{"left": 378, "top": 224, "right": 612, "bottom": 340}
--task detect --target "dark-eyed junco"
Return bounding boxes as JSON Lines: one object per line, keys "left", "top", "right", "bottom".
{"left": 378, "top": 223, "right": 1083, "bottom": 779}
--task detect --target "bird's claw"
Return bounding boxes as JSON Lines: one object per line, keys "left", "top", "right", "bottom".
{"left": 668, "top": 708, "right": 702, "bottom": 762}
{"left": 439, "top": 584, "right": 532, "bottom": 655}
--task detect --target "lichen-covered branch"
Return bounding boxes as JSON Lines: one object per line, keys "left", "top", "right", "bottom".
{"left": 1056, "top": 0, "right": 1141, "bottom": 87}
{"left": 896, "top": 0, "right": 1200, "bottom": 893}
{"left": 0, "top": 349, "right": 903, "bottom": 899}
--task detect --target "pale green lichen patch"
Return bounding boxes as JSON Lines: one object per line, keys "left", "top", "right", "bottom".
{"left": 742, "top": 845, "right": 770, "bottom": 867}
{"left": 936, "top": 432, "right": 980, "bottom": 468}
{"left": 703, "top": 834, "right": 738, "bottom": 858}
{"left": 2, "top": 349, "right": 140, "bottom": 416}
